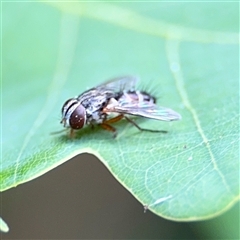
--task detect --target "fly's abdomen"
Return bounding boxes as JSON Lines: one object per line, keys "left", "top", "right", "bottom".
{"left": 117, "top": 90, "right": 156, "bottom": 105}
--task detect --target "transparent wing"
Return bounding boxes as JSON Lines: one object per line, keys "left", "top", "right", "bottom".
{"left": 78, "top": 76, "right": 138, "bottom": 102}
{"left": 104, "top": 100, "right": 181, "bottom": 121}
{"left": 96, "top": 76, "right": 138, "bottom": 92}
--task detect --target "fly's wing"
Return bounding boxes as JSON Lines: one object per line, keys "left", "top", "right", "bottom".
{"left": 104, "top": 101, "right": 181, "bottom": 121}
{"left": 78, "top": 76, "right": 137, "bottom": 102}
{"left": 96, "top": 76, "right": 138, "bottom": 93}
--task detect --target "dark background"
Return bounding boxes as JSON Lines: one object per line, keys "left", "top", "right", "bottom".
{"left": 1, "top": 153, "right": 239, "bottom": 239}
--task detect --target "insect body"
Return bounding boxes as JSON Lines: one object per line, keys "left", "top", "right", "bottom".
{"left": 61, "top": 76, "right": 181, "bottom": 137}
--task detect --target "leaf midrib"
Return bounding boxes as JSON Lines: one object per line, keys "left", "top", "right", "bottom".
{"left": 166, "top": 40, "right": 232, "bottom": 195}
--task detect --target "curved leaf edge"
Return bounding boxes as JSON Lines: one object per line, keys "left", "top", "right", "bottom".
{"left": 2, "top": 148, "right": 239, "bottom": 222}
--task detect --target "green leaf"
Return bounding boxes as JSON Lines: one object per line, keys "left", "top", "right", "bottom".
{"left": 2, "top": 1, "right": 239, "bottom": 222}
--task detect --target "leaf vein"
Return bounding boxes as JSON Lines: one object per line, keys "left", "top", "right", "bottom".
{"left": 13, "top": 14, "right": 80, "bottom": 186}
{"left": 45, "top": 2, "right": 239, "bottom": 44}
{"left": 166, "top": 40, "right": 233, "bottom": 195}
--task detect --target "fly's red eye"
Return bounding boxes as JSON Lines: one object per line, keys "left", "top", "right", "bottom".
{"left": 62, "top": 98, "right": 78, "bottom": 115}
{"left": 69, "top": 105, "right": 86, "bottom": 129}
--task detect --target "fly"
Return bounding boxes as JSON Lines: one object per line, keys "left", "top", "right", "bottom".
{"left": 61, "top": 76, "right": 181, "bottom": 137}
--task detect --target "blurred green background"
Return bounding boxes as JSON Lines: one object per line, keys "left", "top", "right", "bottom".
{"left": 2, "top": 2, "right": 239, "bottom": 239}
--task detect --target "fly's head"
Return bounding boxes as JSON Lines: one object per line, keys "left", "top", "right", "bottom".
{"left": 61, "top": 98, "right": 86, "bottom": 130}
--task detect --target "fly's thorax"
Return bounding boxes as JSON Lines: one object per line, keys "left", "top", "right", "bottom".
{"left": 61, "top": 98, "right": 86, "bottom": 130}
{"left": 105, "top": 97, "right": 119, "bottom": 108}
{"left": 102, "top": 97, "right": 121, "bottom": 118}
{"left": 80, "top": 91, "right": 115, "bottom": 124}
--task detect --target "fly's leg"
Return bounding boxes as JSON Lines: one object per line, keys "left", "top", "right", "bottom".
{"left": 124, "top": 116, "right": 167, "bottom": 133}
{"left": 101, "top": 123, "right": 117, "bottom": 138}
{"left": 100, "top": 114, "right": 124, "bottom": 138}
{"left": 69, "top": 128, "right": 75, "bottom": 138}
